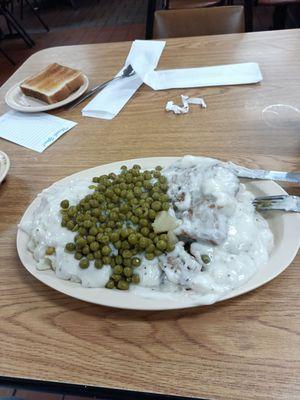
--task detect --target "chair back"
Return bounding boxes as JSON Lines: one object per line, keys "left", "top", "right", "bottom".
{"left": 153, "top": 6, "right": 245, "bottom": 39}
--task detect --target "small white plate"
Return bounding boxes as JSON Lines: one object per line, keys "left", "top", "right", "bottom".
{"left": 17, "top": 157, "right": 300, "bottom": 310}
{"left": 5, "top": 74, "right": 89, "bottom": 113}
{"left": 0, "top": 151, "right": 10, "bottom": 184}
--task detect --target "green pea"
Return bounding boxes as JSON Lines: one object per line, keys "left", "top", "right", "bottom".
{"left": 131, "top": 215, "right": 139, "bottom": 224}
{"left": 86, "top": 235, "right": 95, "bottom": 244}
{"left": 201, "top": 254, "right": 211, "bottom": 264}
{"left": 75, "top": 252, "right": 83, "bottom": 260}
{"left": 117, "top": 280, "right": 129, "bottom": 290}
{"left": 139, "top": 218, "right": 148, "bottom": 227}
{"left": 102, "top": 256, "right": 111, "bottom": 265}
{"left": 119, "top": 229, "right": 128, "bottom": 239}
{"left": 122, "top": 250, "right": 132, "bottom": 258}
{"left": 131, "top": 257, "right": 141, "bottom": 267}
{"left": 115, "top": 255, "right": 123, "bottom": 265}
{"left": 121, "top": 240, "right": 130, "bottom": 250}
{"left": 94, "top": 250, "right": 102, "bottom": 259}
{"left": 89, "top": 226, "right": 98, "bottom": 236}
{"left": 123, "top": 267, "right": 133, "bottom": 277}
{"left": 154, "top": 249, "right": 163, "bottom": 256}
{"left": 149, "top": 232, "right": 155, "bottom": 240}
{"left": 148, "top": 209, "right": 157, "bottom": 220}
{"left": 45, "top": 246, "right": 55, "bottom": 256}
{"left": 146, "top": 244, "right": 155, "bottom": 253}
{"left": 114, "top": 240, "right": 122, "bottom": 250}
{"left": 140, "top": 227, "right": 150, "bottom": 237}
{"left": 156, "top": 240, "right": 167, "bottom": 251}
{"left": 132, "top": 274, "right": 140, "bottom": 284}
{"left": 162, "top": 203, "right": 169, "bottom": 211}
{"left": 68, "top": 206, "right": 77, "bottom": 217}
{"left": 145, "top": 253, "right": 155, "bottom": 260}
{"left": 106, "top": 280, "right": 115, "bottom": 289}
{"left": 123, "top": 258, "right": 132, "bottom": 267}
{"left": 87, "top": 253, "right": 94, "bottom": 261}
{"left": 110, "top": 232, "right": 120, "bottom": 242}
{"left": 98, "top": 234, "right": 110, "bottom": 244}
{"left": 60, "top": 199, "right": 69, "bottom": 209}
{"left": 151, "top": 201, "right": 161, "bottom": 211}
{"left": 152, "top": 192, "right": 160, "bottom": 200}
{"left": 82, "top": 245, "right": 90, "bottom": 255}
{"left": 90, "top": 241, "right": 100, "bottom": 252}
{"left": 94, "top": 259, "right": 103, "bottom": 269}
{"left": 75, "top": 237, "right": 86, "bottom": 248}
{"left": 166, "top": 243, "right": 175, "bottom": 252}
{"left": 112, "top": 274, "right": 122, "bottom": 282}
{"left": 79, "top": 258, "right": 89, "bottom": 269}
{"left": 65, "top": 242, "right": 75, "bottom": 252}
{"left": 78, "top": 227, "right": 88, "bottom": 236}
{"left": 139, "top": 237, "right": 148, "bottom": 249}
{"left": 128, "top": 233, "right": 137, "bottom": 245}
{"left": 83, "top": 220, "right": 92, "bottom": 229}
{"left": 114, "top": 265, "right": 123, "bottom": 274}
{"left": 66, "top": 220, "right": 75, "bottom": 230}
{"left": 102, "top": 245, "right": 111, "bottom": 256}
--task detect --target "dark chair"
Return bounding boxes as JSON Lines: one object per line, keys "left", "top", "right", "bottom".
{"left": 163, "top": 0, "right": 224, "bottom": 9}
{"left": 145, "top": 0, "right": 227, "bottom": 39}
{"left": 0, "top": 27, "right": 15, "bottom": 64}
{"left": 153, "top": 5, "right": 245, "bottom": 39}
{"left": 0, "top": 1, "right": 35, "bottom": 47}
{"left": 244, "top": 0, "right": 300, "bottom": 31}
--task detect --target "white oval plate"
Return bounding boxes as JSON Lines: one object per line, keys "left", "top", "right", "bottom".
{"left": 17, "top": 157, "right": 300, "bottom": 310}
{"left": 0, "top": 151, "right": 10, "bottom": 184}
{"left": 5, "top": 74, "right": 89, "bottom": 113}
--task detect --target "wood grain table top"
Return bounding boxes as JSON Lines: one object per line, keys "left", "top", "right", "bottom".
{"left": 0, "top": 29, "right": 299, "bottom": 400}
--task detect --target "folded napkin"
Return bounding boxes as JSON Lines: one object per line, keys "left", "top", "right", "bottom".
{"left": 81, "top": 40, "right": 166, "bottom": 120}
{"left": 82, "top": 40, "right": 263, "bottom": 120}
{"left": 139, "top": 62, "right": 262, "bottom": 90}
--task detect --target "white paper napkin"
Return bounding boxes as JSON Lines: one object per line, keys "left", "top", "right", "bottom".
{"left": 0, "top": 111, "right": 77, "bottom": 152}
{"left": 138, "top": 62, "right": 262, "bottom": 90}
{"left": 81, "top": 40, "right": 166, "bottom": 120}
{"left": 82, "top": 39, "right": 262, "bottom": 120}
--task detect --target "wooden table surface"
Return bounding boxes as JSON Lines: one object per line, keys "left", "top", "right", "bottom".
{"left": 0, "top": 29, "right": 299, "bottom": 400}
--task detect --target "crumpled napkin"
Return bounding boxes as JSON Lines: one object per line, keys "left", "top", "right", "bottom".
{"left": 166, "top": 95, "right": 207, "bottom": 114}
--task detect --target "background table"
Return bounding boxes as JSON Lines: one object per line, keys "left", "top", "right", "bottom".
{"left": 0, "top": 29, "right": 299, "bottom": 400}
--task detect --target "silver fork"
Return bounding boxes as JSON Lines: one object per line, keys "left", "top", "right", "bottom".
{"left": 68, "top": 64, "right": 135, "bottom": 110}
{"left": 253, "top": 195, "right": 300, "bottom": 212}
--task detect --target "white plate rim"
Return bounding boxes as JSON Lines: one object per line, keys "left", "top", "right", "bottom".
{"left": 5, "top": 74, "right": 89, "bottom": 113}
{"left": 17, "top": 157, "right": 300, "bottom": 310}
{"left": 0, "top": 151, "right": 10, "bottom": 184}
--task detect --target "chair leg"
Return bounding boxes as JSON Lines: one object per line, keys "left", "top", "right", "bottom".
{"left": 20, "top": 0, "right": 24, "bottom": 20}
{"left": 145, "top": 0, "right": 157, "bottom": 39}
{"left": 0, "top": 46, "right": 16, "bottom": 65}
{"left": 24, "top": 0, "right": 49, "bottom": 31}
{"left": 1, "top": 6, "right": 35, "bottom": 47}
{"left": 272, "top": 5, "right": 287, "bottom": 29}
{"left": 244, "top": 0, "right": 253, "bottom": 31}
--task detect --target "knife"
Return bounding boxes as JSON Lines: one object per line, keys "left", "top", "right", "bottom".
{"left": 228, "top": 163, "right": 300, "bottom": 183}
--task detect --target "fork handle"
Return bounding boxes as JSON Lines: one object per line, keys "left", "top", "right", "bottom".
{"left": 68, "top": 76, "right": 119, "bottom": 110}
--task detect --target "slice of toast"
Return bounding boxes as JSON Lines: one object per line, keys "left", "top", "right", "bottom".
{"left": 20, "top": 63, "right": 85, "bottom": 104}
